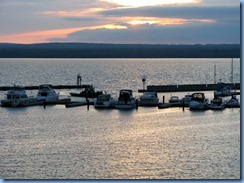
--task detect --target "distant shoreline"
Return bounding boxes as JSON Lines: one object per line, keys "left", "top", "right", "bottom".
{"left": 0, "top": 43, "right": 240, "bottom": 58}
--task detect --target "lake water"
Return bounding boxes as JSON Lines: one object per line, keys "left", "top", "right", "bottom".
{"left": 0, "top": 58, "right": 240, "bottom": 179}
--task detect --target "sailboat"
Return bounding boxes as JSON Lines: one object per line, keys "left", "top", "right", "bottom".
{"left": 214, "top": 59, "right": 235, "bottom": 97}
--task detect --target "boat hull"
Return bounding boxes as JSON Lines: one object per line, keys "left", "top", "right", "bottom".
{"left": 114, "top": 100, "right": 137, "bottom": 109}
{"left": 189, "top": 100, "right": 208, "bottom": 110}
{"left": 1, "top": 98, "right": 43, "bottom": 107}
{"left": 94, "top": 101, "right": 114, "bottom": 109}
{"left": 139, "top": 99, "right": 159, "bottom": 106}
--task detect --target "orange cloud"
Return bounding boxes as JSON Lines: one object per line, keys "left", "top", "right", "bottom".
{"left": 41, "top": 8, "right": 104, "bottom": 17}
{"left": 0, "top": 25, "right": 127, "bottom": 44}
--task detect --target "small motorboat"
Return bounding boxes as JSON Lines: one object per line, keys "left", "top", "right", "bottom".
{"left": 1, "top": 85, "right": 42, "bottom": 107}
{"left": 139, "top": 92, "right": 159, "bottom": 106}
{"left": 94, "top": 94, "right": 115, "bottom": 109}
{"left": 169, "top": 96, "right": 181, "bottom": 104}
{"left": 214, "top": 82, "right": 232, "bottom": 97}
{"left": 189, "top": 93, "right": 209, "bottom": 110}
{"left": 70, "top": 85, "right": 103, "bottom": 98}
{"left": 225, "top": 95, "right": 240, "bottom": 108}
{"left": 114, "top": 89, "right": 137, "bottom": 109}
{"left": 37, "top": 84, "right": 59, "bottom": 102}
{"left": 208, "top": 97, "right": 226, "bottom": 110}
{"left": 181, "top": 94, "right": 191, "bottom": 106}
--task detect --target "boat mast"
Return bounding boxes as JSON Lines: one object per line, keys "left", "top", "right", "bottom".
{"left": 214, "top": 64, "right": 216, "bottom": 84}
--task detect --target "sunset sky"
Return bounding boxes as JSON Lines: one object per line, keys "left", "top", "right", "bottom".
{"left": 0, "top": 0, "right": 240, "bottom": 44}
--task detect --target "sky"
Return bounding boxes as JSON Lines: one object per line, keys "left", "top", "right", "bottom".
{"left": 0, "top": 0, "right": 240, "bottom": 44}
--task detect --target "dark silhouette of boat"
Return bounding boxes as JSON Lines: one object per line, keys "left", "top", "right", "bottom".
{"left": 70, "top": 85, "right": 103, "bottom": 98}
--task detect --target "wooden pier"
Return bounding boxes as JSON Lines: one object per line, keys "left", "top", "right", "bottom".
{"left": 138, "top": 83, "right": 240, "bottom": 93}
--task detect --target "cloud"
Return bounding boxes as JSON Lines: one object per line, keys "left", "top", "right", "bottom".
{"left": 101, "top": 5, "right": 239, "bottom": 20}
{"left": 0, "top": 0, "right": 240, "bottom": 44}
{"left": 47, "top": 4, "right": 240, "bottom": 44}
{"left": 49, "top": 19, "right": 240, "bottom": 44}
{"left": 99, "top": 0, "right": 201, "bottom": 8}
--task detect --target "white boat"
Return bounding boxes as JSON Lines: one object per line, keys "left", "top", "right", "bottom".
{"left": 189, "top": 93, "right": 209, "bottom": 110}
{"left": 226, "top": 95, "right": 240, "bottom": 108}
{"left": 114, "top": 89, "right": 137, "bottom": 109}
{"left": 208, "top": 97, "right": 226, "bottom": 110}
{"left": 1, "top": 85, "right": 42, "bottom": 107}
{"left": 94, "top": 94, "right": 115, "bottom": 109}
{"left": 214, "top": 82, "right": 232, "bottom": 97}
{"left": 169, "top": 95, "right": 181, "bottom": 104}
{"left": 37, "top": 84, "right": 59, "bottom": 102}
{"left": 139, "top": 92, "right": 159, "bottom": 106}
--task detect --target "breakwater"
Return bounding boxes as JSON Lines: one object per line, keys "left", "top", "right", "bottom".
{"left": 138, "top": 83, "right": 240, "bottom": 93}
{"left": 0, "top": 84, "right": 91, "bottom": 91}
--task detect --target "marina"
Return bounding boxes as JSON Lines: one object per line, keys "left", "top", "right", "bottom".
{"left": 0, "top": 58, "right": 240, "bottom": 179}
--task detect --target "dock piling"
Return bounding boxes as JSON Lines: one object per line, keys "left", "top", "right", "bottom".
{"left": 182, "top": 100, "right": 185, "bottom": 112}
{"left": 43, "top": 99, "right": 46, "bottom": 109}
{"left": 86, "top": 99, "right": 89, "bottom": 110}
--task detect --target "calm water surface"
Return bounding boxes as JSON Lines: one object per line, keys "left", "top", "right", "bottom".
{"left": 0, "top": 58, "right": 240, "bottom": 179}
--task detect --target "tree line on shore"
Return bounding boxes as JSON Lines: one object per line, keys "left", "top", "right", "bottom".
{"left": 0, "top": 43, "right": 240, "bottom": 58}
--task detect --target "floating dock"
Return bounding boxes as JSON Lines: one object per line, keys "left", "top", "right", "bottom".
{"left": 65, "top": 100, "right": 94, "bottom": 108}
{"left": 138, "top": 83, "right": 240, "bottom": 93}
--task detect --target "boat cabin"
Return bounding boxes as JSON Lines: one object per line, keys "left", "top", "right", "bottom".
{"left": 191, "top": 93, "right": 205, "bottom": 102}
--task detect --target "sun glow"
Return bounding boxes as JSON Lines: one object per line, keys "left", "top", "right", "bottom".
{"left": 100, "top": 0, "right": 200, "bottom": 7}
{"left": 125, "top": 17, "right": 215, "bottom": 26}
{"left": 127, "top": 17, "right": 184, "bottom": 26}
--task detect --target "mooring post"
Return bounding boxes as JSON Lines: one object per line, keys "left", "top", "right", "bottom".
{"left": 182, "top": 100, "right": 185, "bottom": 112}
{"left": 136, "top": 99, "right": 138, "bottom": 110}
{"left": 163, "top": 96, "right": 165, "bottom": 103}
{"left": 87, "top": 99, "right": 89, "bottom": 110}
{"left": 43, "top": 99, "right": 46, "bottom": 109}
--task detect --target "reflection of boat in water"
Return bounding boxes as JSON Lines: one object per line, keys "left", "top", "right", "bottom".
{"left": 214, "top": 82, "right": 232, "bottom": 97}
{"left": 70, "top": 85, "right": 103, "bottom": 98}
{"left": 139, "top": 92, "right": 159, "bottom": 106}
{"left": 37, "top": 84, "right": 59, "bottom": 102}
{"left": 114, "top": 89, "right": 137, "bottom": 109}
{"left": 94, "top": 94, "right": 115, "bottom": 109}
{"left": 208, "top": 97, "right": 226, "bottom": 110}
{"left": 226, "top": 95, "right": 240, "bottom": 108}
{"left": 1, "top": 85, "right": 42, "bottom": 107}
{"left": 189, "top": 93, "right": 209, "bottom": 110}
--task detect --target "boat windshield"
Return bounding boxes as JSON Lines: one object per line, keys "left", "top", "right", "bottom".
{"left": 97, "top": 95, "right": 110, "bottom": 101}
{"left": 191, "top": 93, "right": 205, "bottom": 101}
